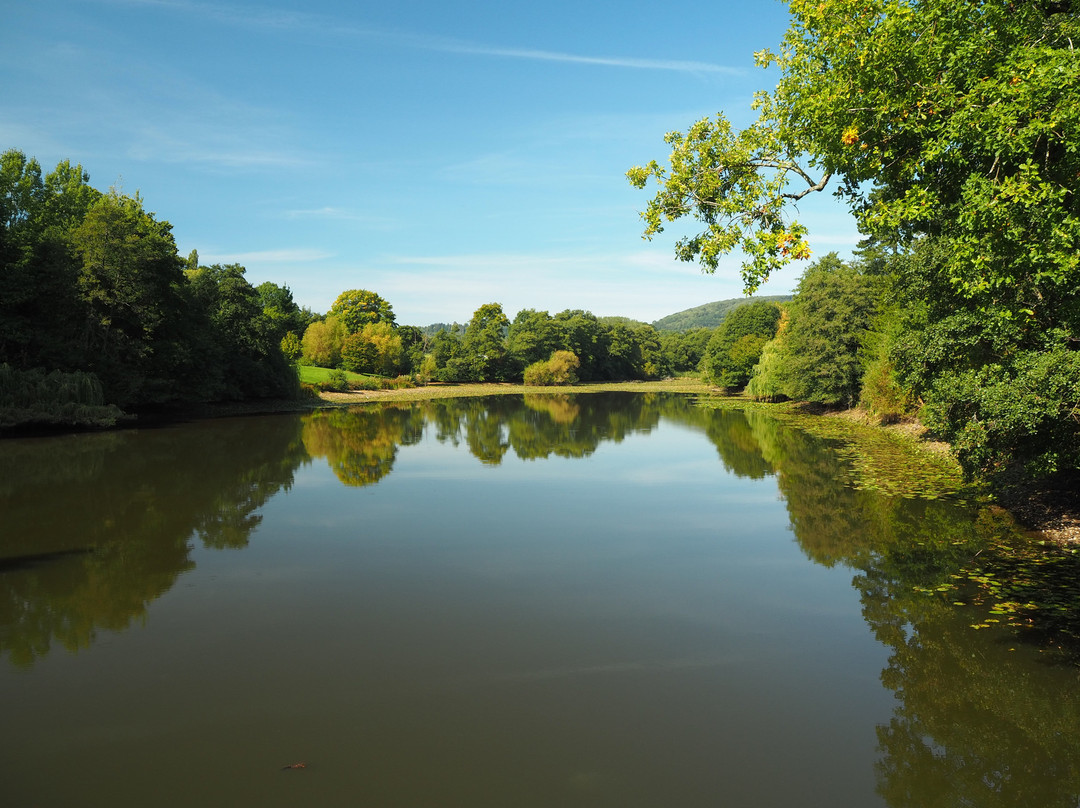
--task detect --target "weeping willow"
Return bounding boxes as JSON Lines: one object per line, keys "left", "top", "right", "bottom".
{"left": 0, "top": 364, "right": 122, "bottom": 428}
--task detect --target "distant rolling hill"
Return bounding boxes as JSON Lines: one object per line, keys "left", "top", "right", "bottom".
{"left": 652, "top": 295, "right": 792, "bottom": 332}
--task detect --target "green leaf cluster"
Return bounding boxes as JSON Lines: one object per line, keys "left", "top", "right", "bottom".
{"left": 743, "top": 254, "right": 882, "bottom": 407}
{"left": 522, "top": 350, "right": 580, "bottom": 386}
{"left": 630, "top": 0, "right": 1080, "bottom": 481}
{"left": 701, "top": 299, "right": 782, "bottom": 388}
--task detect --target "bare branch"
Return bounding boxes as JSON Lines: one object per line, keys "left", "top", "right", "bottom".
{"left": 782, "top": 172, "right": 832, "bottom": 200}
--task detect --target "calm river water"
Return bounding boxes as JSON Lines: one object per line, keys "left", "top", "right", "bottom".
{"left": 2, "top": 393, "right": 1079, "bottom": 807}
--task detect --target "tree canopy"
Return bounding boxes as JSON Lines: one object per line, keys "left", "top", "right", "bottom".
{"left": 630, "top": 0, "right": 1080, "bottom": 480}
{"left": 329, "top": 289, "right": 396, "bottom": 332}
{"left": 778, "top": 254, "right": 881, "bottom": 407}
{"left": 628, "top": 0, "right": 1079, "bottom": 311}
{"left": 702, "top": 299, "right": 783, "bottom": 389}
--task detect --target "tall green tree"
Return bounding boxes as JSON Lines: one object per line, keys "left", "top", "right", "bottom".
{"left": 702, "top": 300, "right": 782, "bottom": 388}
{"left": 341, "top": 321, "right": 404, "bottom": 376}
{"left": 301, "top": 316, "right": 346, "bottom": 368}
{"left": 0, "top": 151, "right": 99, "bottom": 371}
{"left": 553, "top": 310, "right": 604, "bottom": 381}
{"left": 185, "top": 263, "right": 297, "bottom": 400}
{"left": 428, "top": 328, "right": 469, "bottom": 381}
{"left": 601, "top": 321, "right": 666, "bottom": 380}
{"left": 395, "top": 325, "right": 425, "bottom": 375}
{"left": 783, "top": 255, "right": 881, "bottom": 407}
{"left": 507, "top": 309, "right": 562, "bottom": 373}
{"left": 256, "top": 281, "right": 311, "bottom": 342}
{"left": 748, "top": 254, "right": 881, "bottom": 407}
{"left": 70, "top": 190, "right": 188, "bottom": 405}
{"left": 462, "top": 302, "right": 512, "bottom": 381}
{"left": 2, "top": 150, "right": 304, "bottom": 415}
{"left": 659, "top": 328, "right": 713, "bottom": 373}
{"left": 329, "top": 289, "right": 395, "bottom": 333}
{"left": 628, "top": 0, "right": 1080, "bottom": 313}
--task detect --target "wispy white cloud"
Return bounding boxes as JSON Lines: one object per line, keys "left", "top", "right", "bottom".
{"left": 128, "top": 127, "right": 311, "bottom": 169}
{"left": 94, "top": 0, "right": 323, "bottom": 31}
{"left": 99, "top": 0, "right": 742, "bottom": 75}
{"left": 441, "top": 44, "right": 742, "bottom": 75}
{"left": 282, "top": 207, "right": 400, "bottom": 228}
{"left": 200, "top": 248, "right": 336, "bottom": 264}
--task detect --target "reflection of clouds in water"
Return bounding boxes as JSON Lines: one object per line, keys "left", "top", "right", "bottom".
{"left": 478, "top": 654, "right": 747, "bottom": 685}
{"left": 620, "top": 457, "right": 736, "bottom": 485}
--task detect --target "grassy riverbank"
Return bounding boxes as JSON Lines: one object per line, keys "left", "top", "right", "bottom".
{"left": 314, "top": 376, "right": 712, "bottom": 404}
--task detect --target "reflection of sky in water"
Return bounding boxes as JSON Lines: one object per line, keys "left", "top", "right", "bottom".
{"left": 223, "top": 406, "right": 878, "bottom": 713}
{"left": 5, "top": 396, "right": 1068, "bottom": 808}
{"left": 169, "top": 403, "right": 890, "bottom": 806}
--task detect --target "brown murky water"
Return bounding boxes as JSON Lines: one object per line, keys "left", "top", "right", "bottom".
{"left": 2, "top": 394, "right": 1078, "bottom": 807}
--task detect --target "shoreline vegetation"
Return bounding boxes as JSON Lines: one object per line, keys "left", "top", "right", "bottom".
{"left": 14, "top": 374, "right": 1066, "bottom": 546}
{"left": 324, "top": 379, "right": 1080, "bottom": 545}
{"left": 9, "top": 373, "right": 1080, "bottom": 657}
{"left": 6, "top": 141, "right": 1076, "bottom": 542}
{"left": 5, "top": 374, "right": 1077, "bottom": 546}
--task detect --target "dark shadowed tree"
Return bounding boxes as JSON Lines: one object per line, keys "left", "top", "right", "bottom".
{"left": 70, "top": 190, "right": 188, "bottom": 405}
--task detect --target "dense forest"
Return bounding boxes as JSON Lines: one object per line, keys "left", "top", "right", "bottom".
{"left": 629, "top": 0, "right": 1079, "bottom": 483}
{"left": 0, "top": 149, "right": 311, "bottom": 425}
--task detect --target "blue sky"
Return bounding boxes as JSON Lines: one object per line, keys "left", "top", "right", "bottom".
{"left": 2, "top": 0, "right": 859, "bottom": 326}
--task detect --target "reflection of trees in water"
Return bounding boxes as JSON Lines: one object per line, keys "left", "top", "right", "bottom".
{"left": 752, "top": 409, "right": 880, "bottom": 568}
{"left": 472, "top": 392, "right": 701, "bottom": 462}
{"left": 302, "top": 405, "right": 424, "bottom": 484}
{"left": 417, "top": 393, "right": 689, "bottom": 464}
{"left": 702, "top": 406, "right": 1080, "bottom": 805}
{"left": 704, "top": 408, "right": 774, "bottom": 480}
{"left": 303, "top": 393, "right": 711, "bottom": 474}
{"left": 874, "top": 597, "right": 1080, "bottom": 808}
{"left": 460, "top": 398, "right": 512, "bottom": 465}
{"left": 523, "top": 393, "right": 579, "bottom": 424}
{"left": 11, "top": 394, "right": 1077, "bottom": 802}
{"left": 299, "top": 393, "right": 702, "bottom": 479}
{"left": 314, "top": 394, "right": 1080, "bottom": 804}
{"left": 0, "top": 417, "right": 307, "bottom": 667}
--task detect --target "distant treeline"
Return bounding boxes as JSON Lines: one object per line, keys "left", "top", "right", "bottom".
{"left": 652, "top": 295, "right": 792, "bottom": 332}
{"left": 295, "top": 293, "right": 715, "bottom": 385}
{"left": 298, "top": 293, "right": 796, "bottom": 389}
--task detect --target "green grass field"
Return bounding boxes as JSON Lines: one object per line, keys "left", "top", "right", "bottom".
{"left": 297, "top": 365, "right": 373, "bottom": 386}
